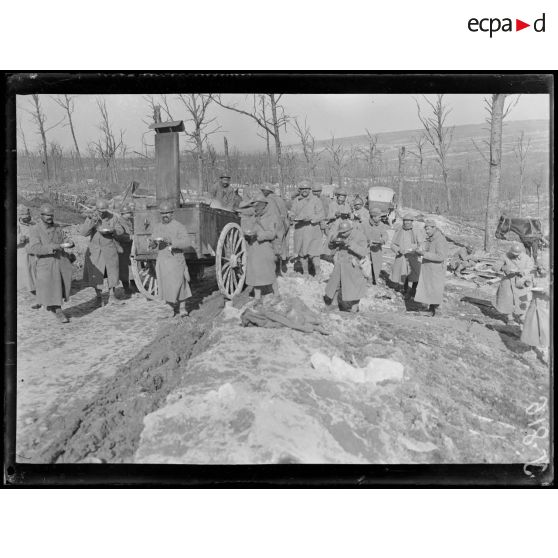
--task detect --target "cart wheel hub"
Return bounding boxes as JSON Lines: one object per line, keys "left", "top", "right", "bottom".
{"left": 229, "top": 253, "right": 239, "bottom": 268}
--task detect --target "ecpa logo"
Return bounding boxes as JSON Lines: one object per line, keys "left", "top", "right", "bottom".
{"left": 468, "top": 13, "right": 546, "bottom": 37}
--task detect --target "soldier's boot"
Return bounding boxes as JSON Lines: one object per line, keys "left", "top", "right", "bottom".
{"left": 171, "top": 302, "right": 180, "bottom": 317}
{"left": 300, "top": 257, "right": 309, "bottom": 276}
{"left": 429, "top": 304, "right": 439, "bottom": 317}
{"left": 31, "top": 302, "right": 41, "bottom": 309}
{"left": 122, "top": 280, "right": 133, "bottom": 296}
{"left": 106, "top": 288, "right": 122, "bottom": 305}
{"left": 53, "top": 307, "right": 69, "bottom": 323}
{"left": 180, "top": 302, "right": 190, "bottom": 318}
{"left": 311, "top": 256, "right": 321, "bottom": 279}
{"left": 280, "top": 259, "right": 288, "bottom": 274}
{"left": 409, "top": 282, "right": 417, "bottom": 299}
{"left": 94, "top": 288, "right": 103, "bottom": 304}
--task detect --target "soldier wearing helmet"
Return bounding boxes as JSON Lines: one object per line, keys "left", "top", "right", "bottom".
{"left": 26, "top": 203, "right": 75, "bottom": 323}
{"left": 116, "top": 202, "right": 136, "bottom": 295}
{"left": 17, "top": 204, "right": 38, "bottom": 304}
{"left": 361, "top": 206, "right": 389, "bottom": 286}
{"left": 492, "top": 241, "right": 534, "bottom": 324}
{"left": 216, "top": 175, "right": 242, "bottom": 211}
{"left": 327, "top": 187, "right": 353, "bottom": 226}
{"left": 390, "top": 212, "right": 425, "bottom": 299}
{"left": 260, "top": 184, "right": 289, "bottom": 275}
{"left": 149, "top": 200, "right": 192, "bottom": 318}
{"left": 351, "top": 196, "right": 369, "bottom": 224}
{"left": 324, "top": 218, "right": 368, "bottom": 312}
{"left": 414, "top": 219, "right": 450, "bottom": 317}
{"left": 79, "top": 197, "right": 125, "bottom": 305}
{"left": 311, "top": 184, "right": 330, "bottom": 237}
{"left": 289, "top": 180, "right": 326, "bottom": 277}
{"left": 242, "top": 192, "right": 281, "bottom": 300}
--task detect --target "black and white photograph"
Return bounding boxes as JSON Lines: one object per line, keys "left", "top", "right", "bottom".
{"left": 6, "top": 75, "right": 552, "bottom": 480}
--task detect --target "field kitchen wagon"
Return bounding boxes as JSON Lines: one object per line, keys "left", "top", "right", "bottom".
{"left": 126, "top": 120, "right": 247, "bottom": 300}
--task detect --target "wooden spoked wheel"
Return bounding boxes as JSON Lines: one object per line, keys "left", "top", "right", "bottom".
{"left": 216, "top": 222, "right": 246, "bottom": 299}
{"left": 131, "top": 258, "right": 159, "bottom": 300}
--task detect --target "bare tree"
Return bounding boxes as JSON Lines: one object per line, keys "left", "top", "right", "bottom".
{"left": 483, "top": 94, "right": 507, "bottom": 251}
{"left": 513, "top": 131, "right": 531, "bottom": 217}
{"left": 293, "top": 117, "right": 320, "bottom": 182}
{"left": 223, "top": 136, "right": 231, "bottom": 176}
{"left": 177, "top": 94, "right": 220, "bottom": 193}
{"left": 213, "top": 94, "right": 290, "bottom": 191}
{"left": 397, "top": 146, "right": 407, "bottom": 208}
{"left": 408, "top": 134, "right": 427, "bottom": 209}
{"left": 52, "top": 94, "right": 84, "bottom": 179}
{"left": 358, "top": 129, "right": 379, "bottom": 186}
{"left": 17, "top": 115, "right": 36, "bottom": 182}
{"left": 49, "top": 142, "right": 64, "bottom": 182}
{"left": 415, "top": 95, "right": 454, "bottom": 212}
{"left": 325, "top": 135, "right": 348, "bottom": 188}
{"left": 27, "top": 94, "right": 63, "bottom": 182}
{"left": 92, "top": 98, "right": 124, "bottom": 184}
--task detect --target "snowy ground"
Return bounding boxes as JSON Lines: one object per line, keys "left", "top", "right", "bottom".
{"left": 15, "top": 213, "right": 551, "bottom": 465}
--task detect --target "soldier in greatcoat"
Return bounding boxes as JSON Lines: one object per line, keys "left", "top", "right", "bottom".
{"left": 80, "top": 198, "right": 125, "bottom": 305}
{"left": 216, "top": 175, "right": 241, "bottom": 211}
{"left": 361, "top": 207, "right": 389, "bottom": 285}
{"left": 260, "top": 184, "right": 289, "bottom": 275}
{"left": 149, "top": 201, "right": 192, "bottom": 318}
{"left": 414, "top": 220, "right": 449, "bottom": 317}
{"left": 351, "top": 196, "right": 369, "bottom": 226}
{"left": 492, "top": 241, "right": 533, "bottom": 324}
{"left": 27, "top": 204, "right": 74, "bottom": 323}
{"left": 390, "top": 213, "right": 424, "bottom": 298}
{"left": 17, "top": 204, "right": 38, "bottom": 306}
{"left": 242, "top": 193, "right": 280, "bottom": 300}
{"left": 289, "top": 183, "right": 325, "bottom": 277}
{"left": 326, "top": 188, "right": 353, "bottom": 229}
{"left": 116, "top": 202, "right": 135, "bottom": 295}
{"left": 324, "top": 220, "right": 368, "bottom": 312}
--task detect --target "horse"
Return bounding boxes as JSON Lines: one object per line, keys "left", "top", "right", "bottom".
{"left": 495, "top": 215, "right": 544, "bottom": 264}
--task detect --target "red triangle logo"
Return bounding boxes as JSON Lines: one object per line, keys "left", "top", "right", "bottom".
{"left": 516, "top": 19, "right": 530, "bottom": 31}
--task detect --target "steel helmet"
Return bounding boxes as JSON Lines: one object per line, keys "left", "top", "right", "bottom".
{"left": 509, "top": 241, "right": 523, "bottom": 255}
{"left": 95, "top": 198, "right": 109, "bottom": 210}
{"left": 158, "top": 200, "right": 175, "bottom": 213}
{"left": 298, "top": 180, "right": 311, "bottom": 190}
{"left": 260, "top": 183, "right": 274, "bottom": 193}
{"left": 252, "top": 192, "right": 269, "bottom": 204}
{"left": 352, "top": 196, "right": 364, "bottom": 206}
{"left": 121, "top": 202, "right": 135, "bottom": 214}
{"left": 370, "top": 207, "right": 382, "bottom": 216}
{"left": 335, "top": 188, "right": 347, "bottom": 196}
{"left": 338, "top": 220, "right": 353, "bottom": 233}
{"left": 39, "top": 203, "right": 54, "bottom": 215}
{"left": 402, "top": 213, "right": 415, "bottom": 221}
{"left": 312, "top": 184, "right": 323, "bottom": 192}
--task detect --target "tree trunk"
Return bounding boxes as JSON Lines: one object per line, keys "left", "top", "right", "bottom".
{"left": 442, "top": 166, "right": 451, "bottom": 213}
{"left": 223, "top": 136, "right": 230, "bottom": 175}
{"left": 269, "top": 94, "right": 284, "bottom": 192}
{"left": 519, "top": 169, "right": 524, "bottom": 217}
{"left": 484, "top": 94, "right": 506, "bottom": 251}
{"left": 418, "top": 159, "right": 424, "bottom": 210}
{"left": 397, "top": 147, "right": 406, "bottom": 208}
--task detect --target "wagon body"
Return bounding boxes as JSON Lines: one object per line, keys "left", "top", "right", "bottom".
{"left": 368, "top": 186, "right": 397, "bottom": 225}
{"left": 133, "top": 202, "right": 239, "bottom": 262}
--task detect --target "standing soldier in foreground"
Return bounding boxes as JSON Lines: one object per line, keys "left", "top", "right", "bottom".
{"left": 17, "top": 204, "right": 38, "bottom": 305}
{"left": 414, "top": 220, "right": 449, "bottom": 317}
{"left": 116, "top": 202, "right": 135, "bottom": 296}
{"left": 492, "top": 241, "right": 533, "bottom": 324}
{"left": 290, "top": 182, "right": 325, "bottom": 277}
{"left": 27, "top": 204, "right": 74, "bottom": 323}
{"left": 312, "top": 184, "right": 330, "bottom": 230}
{"left": 260, "top": 184, "right": 290, "bottom": 275}
{"left": 390, "top": 213, "right": 423, "bottom": 299}
{"left": 324, "top": 220, "right": 368, "bottom": 312}
{"left": 150, "top": 201, "right": 192, "bottom": 318}
{"left": 80, "top": 198, "right": 125, "bottom": 305}
{"left": 361, "top": 207, "right": 389, "bottom": 285}
{"left": 243, "top": 193, "right": 280, "bottom": 300}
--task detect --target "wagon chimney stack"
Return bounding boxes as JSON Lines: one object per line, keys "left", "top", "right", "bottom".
{"left": 149, "top": 120, "right": 185, "bottom": 207}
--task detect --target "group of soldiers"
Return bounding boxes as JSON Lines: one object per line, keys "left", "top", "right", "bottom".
{"left": 237, "top": 181, "right": 450, "bottom": 317}
{"left": 16, "top": 177, "right": 548, "bottom": 346}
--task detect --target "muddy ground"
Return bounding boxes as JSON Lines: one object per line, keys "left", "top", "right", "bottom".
{"left": 16, "top": 210, "right": 551, "bottom": 465}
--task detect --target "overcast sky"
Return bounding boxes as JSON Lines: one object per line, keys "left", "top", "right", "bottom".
{"left": 16, "top": 93, "right": 550, "bottom": 154}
